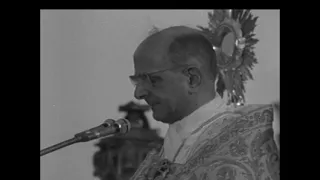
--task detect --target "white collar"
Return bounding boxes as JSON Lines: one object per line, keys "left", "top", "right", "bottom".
{"left": 167, "top": 95, "right": 228, "bottom": 141}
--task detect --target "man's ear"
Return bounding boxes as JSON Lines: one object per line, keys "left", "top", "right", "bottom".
{"left": 183, "top": 67, "right": 202, "bottom": 89}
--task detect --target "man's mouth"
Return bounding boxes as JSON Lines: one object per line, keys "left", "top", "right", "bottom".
{"left": 150, "top": 103, "right": 160, "bottom": 108}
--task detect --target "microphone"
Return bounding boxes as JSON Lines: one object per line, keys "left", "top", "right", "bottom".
{"left": 75, "top": 118, "right": 131, "bottom": 142}
{"left": 73, "top": 119, "right": 116, "bottom": 141}
{"left": 40, "top": 118, "right": 131, "bottom": 157}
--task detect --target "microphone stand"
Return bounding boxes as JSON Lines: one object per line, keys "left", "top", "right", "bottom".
{"left": 40, "top": 129, "right": 116, "bottom": 157}
{"left": 41, "top": 119, "right": 130, "bottom": 157}
{"left": 40, "top": 136, "right": 81, "bottom": 157}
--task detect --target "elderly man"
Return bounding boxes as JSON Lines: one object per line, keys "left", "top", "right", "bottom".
{"left": 129, "top": 25, "right": 280, "bottom": 180}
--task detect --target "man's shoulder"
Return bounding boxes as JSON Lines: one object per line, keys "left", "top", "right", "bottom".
{"left": 187, "top": 103, "right": 275, "bottom": 160}
{"left": 205, "top": 103, "right": 274, "bottom": 137}
{"left": 179, "top": 103, "right": 279, "bottom": 179}
{"left": 232, "top": 103, "right": 273, "bottom": 116}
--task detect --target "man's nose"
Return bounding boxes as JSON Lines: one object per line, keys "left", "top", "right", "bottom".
{"left": 134, "top": 85, "right": 148, "bottom": 100}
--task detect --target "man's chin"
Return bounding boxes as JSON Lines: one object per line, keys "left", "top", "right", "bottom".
{"left": 152, "top": 111, "right": 178, "bottom": 124}
{"left": 152, "top": 111, "right": 170, "bottom": 124}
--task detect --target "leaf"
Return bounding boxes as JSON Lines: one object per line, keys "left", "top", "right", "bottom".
{"left": 242, "top": 55, "right": 257, "bottom": 70}
{"left": 246, "top": 38, "right": 259, "bottom": 46}
{"left": 242, "top": 16, "right": 258, "bottom": 35}
{"left": 234, "top": 72, "right": 242, "bottom": 85}
{"left": 208, "top": 22, "right": 218, "bottom": 31}
{"left": 240, "top": 9, "right": 251, "bottom": 24}
{"left": 232, "top": 9, "right": 240, "bottom": 19}
{"left": 237, "top": 9, "right": 245, "bottom": 21}
{"left": 216, "top": 73, "right": 226, "bottom": 98}
{"left": 208, "top": 11, "right": 214, "bottom": 20}
{"left": 239, "top": 65, "right": 252, "bottom": 79}
{"left": 240, "top": 74, "right": 247, "bottom": 81}
{"left": 214, "top": 10, "right": 225, "bottom": 22}
{"left": 245, "top": 67, "right": 254, "bottom": 80}
{"left": 243, "top": 47, "right": 256, "bottom": 57}
{"left": 240, "top": 82, "right": 246, "bottom": 93}
{"left": 208, "top": 13, "right": 212, "bottom": 20}
{"left": 239, "top": 65, "right": 248, "bottom": 76}
{"left": 197, "top": 26, "right": 211, "bottom": 34}
{"left": 245, "top": 33, "right": 256, "bottom": 39}
{"left": 208, "top": 11, "right": 221, "bottom": 28}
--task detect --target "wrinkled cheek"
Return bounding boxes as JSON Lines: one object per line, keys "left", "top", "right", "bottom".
{"left": 158, "top": 96, "right": 175, "bottom": 111}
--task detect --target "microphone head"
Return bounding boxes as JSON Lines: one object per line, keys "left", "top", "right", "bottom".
{"left": 115, "top": 118, "right": 131, "bottom": 134}
{"left": 103, "top": 119, "right": 115, "bottom": 127}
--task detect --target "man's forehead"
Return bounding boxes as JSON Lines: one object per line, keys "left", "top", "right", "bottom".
{"left": 133, "top": 36, "right": 171, "bottom": 73}
{"left": 133, "top": 26, "right": 200, "bottom": 74}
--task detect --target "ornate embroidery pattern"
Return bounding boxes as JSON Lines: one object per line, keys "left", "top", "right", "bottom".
{"left": 130, "top": 105, "right": 279, "bottom": 180}
{"left": 216, "top": 166, "right": 237, "bottom": 180}
{"left": 203, "top": 158, "right": 254, "bottom": 180}
{"left": 173, "top": 105, "right": 279, "bottom": 180}
{"left": 188, "top": 106, "right": 273, "bottom": 160}
{"left": 229, "top": 136, "right": 249, "bottom": 157}
{"left": 130, "top": 149, "right": 160, "bottom": 180}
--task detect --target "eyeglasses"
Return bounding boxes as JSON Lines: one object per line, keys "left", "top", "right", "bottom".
{"left": 129, "top": 65, "right": 191, "bottom": 87}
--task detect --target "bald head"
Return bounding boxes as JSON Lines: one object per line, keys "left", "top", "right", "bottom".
{"left": 133, "top": 26, "right": 217, "bottom": 80}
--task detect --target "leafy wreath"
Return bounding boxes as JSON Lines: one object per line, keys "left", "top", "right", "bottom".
{"left": 197, "top": 9, "right": 259, "bottom": 106}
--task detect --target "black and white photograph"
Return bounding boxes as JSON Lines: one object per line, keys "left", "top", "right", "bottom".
{"left": 40, "top": 9, "right": 280, "bottom": 180}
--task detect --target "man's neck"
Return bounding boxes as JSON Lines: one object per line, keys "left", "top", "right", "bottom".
{"left": 170, "top": 94, "right": 216, "bottom": 125}
{"left": 194, "top": 91, "right": 216, "bottom": 110}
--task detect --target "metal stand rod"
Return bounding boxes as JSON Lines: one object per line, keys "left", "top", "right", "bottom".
{"left": 41, "top": 137, "right": 81, "bottom": 157}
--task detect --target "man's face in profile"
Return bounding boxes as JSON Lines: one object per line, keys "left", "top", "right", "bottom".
{"left": 131, "top": 40, "right": 191, "bottom": 124}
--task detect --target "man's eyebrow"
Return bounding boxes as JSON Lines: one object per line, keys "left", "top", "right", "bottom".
{"left": 130, "top": 72, "right": 146, "bottom": 78}
{"left": 130, "top": 74, "right": 140, "bottom": 78}
{"left": 148, "top": 73, "right": 162, "bottom": 78}
{"left": 137, "top": 72, "right": 147, "bottom": 75}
